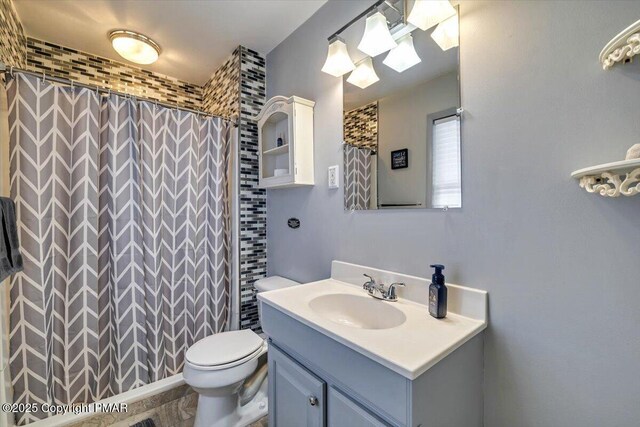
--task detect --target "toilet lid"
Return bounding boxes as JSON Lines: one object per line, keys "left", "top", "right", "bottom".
{"left": 186, "top": 330, "right": 264, "bottom": 367}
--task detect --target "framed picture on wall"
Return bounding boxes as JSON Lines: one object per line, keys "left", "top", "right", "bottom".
{"left": 391, "top": 148, "right": 408, "bottom": 170}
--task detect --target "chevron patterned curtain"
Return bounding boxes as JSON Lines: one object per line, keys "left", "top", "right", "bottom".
{"left": 6, "top": 73, "right": 231, "bottom": 425}
{"left": 344, "top": 144, "right": 373, "bottom": 210}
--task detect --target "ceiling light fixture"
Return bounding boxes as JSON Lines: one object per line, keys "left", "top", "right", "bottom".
{"left": 109, "top": 30, "right": 161, "bottom": 65}
{"left": 357, "top": 11, "right": 397, "bottom": 57}
{"left": 407, "top": 0, "right": 456, "bottom": 31}
{"left": 430, "top": 14, "right": 459, "bottom": 51}
{"left": 347, "top": 57, "right": 380, "bottom": 89}
{"left": 383, "top": 33, "right": 421, "bottom": 72}
{"left": 321, "top": 36, "right": 356, "bottom": 77}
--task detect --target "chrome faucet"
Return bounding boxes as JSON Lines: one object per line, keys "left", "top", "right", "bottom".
{"left": 362, "top": 274, "right": 405, "bottom": 302}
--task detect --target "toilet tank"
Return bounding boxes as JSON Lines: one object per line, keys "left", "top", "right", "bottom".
{"left": 255, "top": 276, "right": 299, "bottom": 321}
{"left": 255, "top": 276, "right": 299, "bottom": 293}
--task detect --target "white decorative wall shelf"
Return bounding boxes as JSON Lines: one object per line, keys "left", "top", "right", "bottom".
{"left": 600, "top": 19, "right": 640, "bottom": 70}
{"left": 571, "top": 159, "right": 640, "bottom": 197}
{"left": 255, "top": 96, "right": 315, "bottom": 189}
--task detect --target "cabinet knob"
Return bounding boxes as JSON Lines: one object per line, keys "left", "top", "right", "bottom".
{"left": 308, "top": 396, "right": 318, "bottom": 406}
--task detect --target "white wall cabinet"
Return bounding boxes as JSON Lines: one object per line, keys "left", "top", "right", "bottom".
{"left": 256, "top": 96, "right": 315, "bottom": 189}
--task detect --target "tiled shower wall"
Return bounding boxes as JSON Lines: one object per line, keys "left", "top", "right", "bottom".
{"left": 0, "top": 0, "right": 26, "bottom": 68}
{"left": 237, "top": 47, "right": 267, "bottom": 331}
{"left": 204, "top": 46, "right": 268, "bottom": 331}
{"left": 1, "top": 0, "right": 268, "bottom": 331}
{"left": 202, "top": 48, "right": 240, "bottom": 118}
{"left": 344, "top": 101, "right": 378, "bottom": 150}
{"left": 26, "top": 38, "right": 203, "bottom": 110}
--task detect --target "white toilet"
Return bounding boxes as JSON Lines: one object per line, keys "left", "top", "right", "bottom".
{"left": 184, "top": 276, "right": 299, "bottom": 427}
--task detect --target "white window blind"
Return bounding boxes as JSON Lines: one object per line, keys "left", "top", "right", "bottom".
{"left": 431, "top": 115, "right": 461, "bottom": 208}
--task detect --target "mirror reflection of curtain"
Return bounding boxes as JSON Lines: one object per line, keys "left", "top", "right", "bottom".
{"left": 343, "top": 101, "right": 378, "bottom": 210}
{"left": 6, "top": 73, "right": 231, "bottom": 425}
{"left": 344, "top": 144, "right": 373, "bottom": 210}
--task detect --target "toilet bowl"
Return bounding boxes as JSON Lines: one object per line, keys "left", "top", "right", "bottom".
{"left": 184, "top": 276, "right": 299, "bottom": 427}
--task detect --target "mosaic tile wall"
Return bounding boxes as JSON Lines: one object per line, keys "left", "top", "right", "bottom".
{"left": 0, "top": 0, "right": 26, "bottom": 68}
{"left": 25, "top": 38, "right": 203, "bottom": 109}
{"left": 237, "top": 47, "right": 267, "bottom": 332}
{"left": 201, "top": 46, "right": 267, "bottom": 332}
{"left": 202, "top": 47, "right": 240, "bottom": 118}
{"left": 344, "top": 101, "right": 378, "bottom": 150}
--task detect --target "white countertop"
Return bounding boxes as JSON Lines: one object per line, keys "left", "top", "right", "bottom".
{"left": 259, "top": 262, "right": 488, "bottom": 380}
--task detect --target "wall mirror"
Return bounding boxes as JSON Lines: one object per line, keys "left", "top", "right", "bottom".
{"left": 342, "top": 3, "right": 461, "bottom": 210}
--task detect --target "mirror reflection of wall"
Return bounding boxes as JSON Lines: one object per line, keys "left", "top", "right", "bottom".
{"left": 342, "top": 4, "right": 461, "bottom": 211}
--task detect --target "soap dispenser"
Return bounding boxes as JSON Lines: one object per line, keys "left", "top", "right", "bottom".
{"left": 429, "top": 264, "right": 447, "bottom": 318}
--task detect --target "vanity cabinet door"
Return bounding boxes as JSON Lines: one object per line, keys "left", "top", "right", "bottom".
{"left": 269, "top": 345, "right": 325, "bottom": 427}
{"left": 328, "top": 387, "right": 389, "bottom": 427}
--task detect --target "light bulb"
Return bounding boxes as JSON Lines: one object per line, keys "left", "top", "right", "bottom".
{"left": 346, "top": 57, "right": 380, "bottom": 89}
{"left": 383, "top": 33, "right": 421, "bottom": 72}
{"left": 407, "top": 0, "right": 456, "bottom": 31}
{"left": 321, "top": 37, "right": 356, "bottom": 77}
{"left": 431, "top": 14, "right": 459, "bottom": 51}
{"left": 357, "top": 11, "right": 397, "bottom": 57}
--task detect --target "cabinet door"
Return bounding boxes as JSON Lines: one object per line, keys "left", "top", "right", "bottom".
{"left": 328, "top": 387, "right": 389, "bottom": 427}
{"left": 269, "top": 345, "right": 325, "bottom": 427}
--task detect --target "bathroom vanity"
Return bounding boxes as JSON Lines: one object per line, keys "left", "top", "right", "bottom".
{"left": 258, "top": 261, "right": 488, "bottom": 427}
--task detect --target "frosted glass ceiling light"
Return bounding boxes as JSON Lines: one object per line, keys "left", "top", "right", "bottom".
{"left": 321, "top": 37, "right": 356, "bottom": 77}
{"left": 109, "top": 30, "right": 161, "bottom": 65}
{"left": 357, "top": 11, "right": 397, "bottom": 57}
{"left": 431, "top": 14, "right": 459, "bottom": 51}
{"left": 347, "top": 57, "right": 380, "bottom": 89}
{"left": 407, "top": 0, "right": 456, "bottom": 31}
{"left": 383, "top": 33, "right": 421, "bottom": 72}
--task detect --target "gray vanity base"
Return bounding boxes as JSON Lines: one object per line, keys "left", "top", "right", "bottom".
{"left": 262, "top": 303, "right": 483, "bottom": 427}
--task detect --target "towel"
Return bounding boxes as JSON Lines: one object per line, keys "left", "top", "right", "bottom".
{"left": 0, "top": 197, "right": 23, "bottom": 282}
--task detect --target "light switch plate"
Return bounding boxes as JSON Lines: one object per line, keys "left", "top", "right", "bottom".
{"left": 328, "top": 165, "right": 339, "bottom": 189}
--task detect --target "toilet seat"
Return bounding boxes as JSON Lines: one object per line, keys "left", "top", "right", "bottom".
{"left": 186, "top": 329, "right": 265, "bottom": 371}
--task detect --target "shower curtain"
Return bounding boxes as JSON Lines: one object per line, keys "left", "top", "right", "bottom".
{"left": 6, "top": 73, "right": 231, "bottom": 425}
{"left": 344, "top": 144, "right": 373, "bottom": 210}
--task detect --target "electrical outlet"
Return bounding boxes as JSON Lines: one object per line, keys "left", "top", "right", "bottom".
{"left": 328, "top": 165, "right": 339, "bottom": 189}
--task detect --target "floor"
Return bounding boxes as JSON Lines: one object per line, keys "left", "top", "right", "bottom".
{"left": 248, "top": 416, "right": 269, "bottom": 427}
{"left": 68, "top": 385, "right": 197, "bottom": 427}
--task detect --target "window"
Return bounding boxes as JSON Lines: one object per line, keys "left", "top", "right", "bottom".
{"left": 431, "top": 114, "right": 461, "bottom": 208}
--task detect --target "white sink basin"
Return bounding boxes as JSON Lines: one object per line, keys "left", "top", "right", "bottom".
{"left": 308, "top": 293, "right": 406, "bottom": 330}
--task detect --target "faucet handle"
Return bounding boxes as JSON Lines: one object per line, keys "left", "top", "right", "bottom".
{"left": 362, "top": 274, "right": 376, "bottom": 291}
{"left": 386, "top": 282, "right": 405, "bottom": 300}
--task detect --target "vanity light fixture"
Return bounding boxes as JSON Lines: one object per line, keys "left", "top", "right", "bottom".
{"left": 109, "top": 30, "right": 161, "bottom": 65}
{"left": 357, "top": 11, "right": 397, "bottom": 57}
{"left": 383, "top": 33, "right": 421, "bottom": 72}
{"left": 321, "top": 36, "right": 356, "bottom": 77}
{"left": 347, "top": 57, "right": 380, "bottom": 89}
{"left": 407, "top": 0, "right": 456, "bottom": 31}
{"left": 430, "top": 13, "right": 459, "bottom": 51}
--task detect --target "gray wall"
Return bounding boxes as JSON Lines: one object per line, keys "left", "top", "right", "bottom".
{"left": 266, "top": 1, "right": 640, "bottom": 426}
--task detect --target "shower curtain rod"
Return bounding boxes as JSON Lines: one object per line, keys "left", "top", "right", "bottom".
{"left": 0, "top": 62, "right": 239, "bottom": 127}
